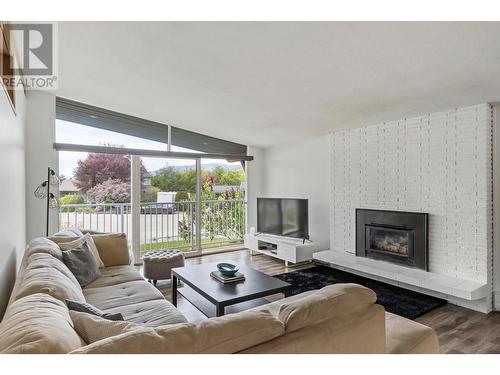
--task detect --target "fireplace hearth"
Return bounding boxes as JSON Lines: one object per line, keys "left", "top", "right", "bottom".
{"left": 356, "top": 209, "right": 428, "bottom": 270}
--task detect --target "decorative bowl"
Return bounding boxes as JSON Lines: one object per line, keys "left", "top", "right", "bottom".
{"left": 217, "top": 263, "right": 239, "bottom": 277}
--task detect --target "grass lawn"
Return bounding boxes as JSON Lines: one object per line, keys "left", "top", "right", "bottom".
{"left": 140, "top": 238, "right": 243, "bottom": 253}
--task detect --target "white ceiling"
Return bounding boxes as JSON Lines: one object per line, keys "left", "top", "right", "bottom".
{"left": 57, "top": 22, "right": 500, "bottom": 148}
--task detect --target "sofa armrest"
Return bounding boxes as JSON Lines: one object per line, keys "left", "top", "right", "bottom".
{"left": 240, "top": 304, "right": 386, "bottom": 354}
{"left": 252, "top": 284, "right": 377, "bottom": 333}
{"left": 242, "top": 284, "right": 385, "bottom": 353}
{"left": 385, "top": 312, "right": 439, "bottom": 354}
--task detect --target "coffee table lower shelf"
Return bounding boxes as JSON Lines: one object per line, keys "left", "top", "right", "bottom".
{"left": 177, "top": 286, "right": 270, "bottom": 318}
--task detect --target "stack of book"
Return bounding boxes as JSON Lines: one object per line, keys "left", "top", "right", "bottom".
{"left": 210, "top": 271, "right": 245, "bottom": 284}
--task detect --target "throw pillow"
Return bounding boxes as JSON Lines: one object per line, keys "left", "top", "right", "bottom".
{"left": 91, "top": 233, "right": 130, "bottom": 267}
{"left": 58, "top": 233, "right": 105, "bottom": 268}
{"left": 61, "top": 241, "right": 101, "bottom": 287}
{"left": 65, "top": 299, "right": 124, "bottom": 321}
{"left": 69, "top": 311, "right": 139, "bottom": 344}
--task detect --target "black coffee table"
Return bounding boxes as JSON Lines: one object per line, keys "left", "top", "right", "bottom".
{"left": 171, "top": 262, "right": 291, "bottom": 317}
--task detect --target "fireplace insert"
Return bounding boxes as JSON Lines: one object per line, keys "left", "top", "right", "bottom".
{"left": 356, "top": 209, "right": 428, "bottom": 270}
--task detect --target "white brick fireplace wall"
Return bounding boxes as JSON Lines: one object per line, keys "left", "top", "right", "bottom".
{"left": 328, "top": 104, "right": 493, "bottom": 311}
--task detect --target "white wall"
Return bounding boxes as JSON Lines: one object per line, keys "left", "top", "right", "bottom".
{"left": 0, "top": 88, "right": 26, "bottom": 318}
{"left": 331, "top": 104, "right": 492, "bottom": 287}
{"left": 25, "top": 92, "right": 57, "bottom": 240}
{"left": 261, "top": 136, "right": 330, "bottom": 249}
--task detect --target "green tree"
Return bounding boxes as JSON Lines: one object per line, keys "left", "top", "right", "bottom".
{"left": 60, "top": 194, "right": 85, "bottom": 212}
{"left": 151, "top": 165, "right": 179, "bottom": 191}
{"left": 151, "top": 166, "right": 197, "bottom": 193}
{"left": 211, "top": 165, "right": 224, "bottom": 183}
{"left": 211, "top": 165, "right": 245, "bottom": 186}
{"left": 151, "top": 164, "right": 245, "bottom": 194}
{"left": 178, "top": 168, "right": 197, "bottom": 193}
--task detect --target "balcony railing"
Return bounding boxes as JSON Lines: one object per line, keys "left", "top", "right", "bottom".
{"left": 59, "top": 200, "right": 246, "bottom": 253}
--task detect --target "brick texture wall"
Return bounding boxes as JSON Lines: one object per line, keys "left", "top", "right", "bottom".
{"left": 330, "top": 104, "right": 493, "bottom": 284}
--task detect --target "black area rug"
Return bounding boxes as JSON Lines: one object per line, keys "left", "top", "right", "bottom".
{"left": 273, "top": 266, "right": 446, "bottom": 320}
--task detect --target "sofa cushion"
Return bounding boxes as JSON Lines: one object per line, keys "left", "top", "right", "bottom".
{"left": 85, "top": 265, "right": 145, "bottom": 288}
{"left": 70, "top": 310, "right": 284, "bottom": 354}
{"left": 385, "top": 312, "right": 439, "bottom": 354}
{"left": 0, "top": 293, "right": 85, "bottom": 354}
{"left": 58, "top": 233, "right": 105, "bottom": 269}
{"left": 27, "top": 252, "right": 82, "bottom": 290}
{"left": 48, "top": 235, "right": 78, "bottom": 245}
{"left": 14, "top": 255, "right": 86, "bottom": 303}
{"left": 50, "top": 233, "right": 130, "bottom": 267}
{"left": 25, "top": 237, "right": 63, "bottom": 261}
{"left": 69, "top": 311, "right": 138, "bottom": 344}
{"left": 102, "top": 299, "right": 187, "bottom": 327}
{"left": 278, "top": 283, "right": 377, "bottom": 332}
{"left": 83, "top": 280, "right": 164, "bottom": 310}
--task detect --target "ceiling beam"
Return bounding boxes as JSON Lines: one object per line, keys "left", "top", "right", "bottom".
{"left": 53, "top": 143, "right": 254, "bottom": 161}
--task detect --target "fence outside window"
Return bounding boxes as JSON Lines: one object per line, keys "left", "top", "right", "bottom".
{"left": 59, "top": 199, "right": 246, "bottom": 254}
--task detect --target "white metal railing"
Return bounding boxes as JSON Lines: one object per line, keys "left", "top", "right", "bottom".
{"left": 59, "top": 199, "right": 245, "bottom": 253}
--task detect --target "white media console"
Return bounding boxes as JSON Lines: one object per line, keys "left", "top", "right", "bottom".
{"left": 244, "top": 233, "right": 322, "bottom": 266}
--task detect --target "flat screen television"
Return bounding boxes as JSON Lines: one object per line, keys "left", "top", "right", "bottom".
{"left": 257, "top": 198, "right": 309, "bottom": 239}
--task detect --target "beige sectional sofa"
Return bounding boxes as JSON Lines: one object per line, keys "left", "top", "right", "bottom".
{"left": 0, "top": 234, "right": 439, "bottom": 354}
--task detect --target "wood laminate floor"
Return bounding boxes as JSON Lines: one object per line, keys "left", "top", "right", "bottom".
{"left": 144, "top": 249, "right": 500, "bottom": 354}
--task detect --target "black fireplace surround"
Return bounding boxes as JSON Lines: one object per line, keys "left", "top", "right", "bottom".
{"left": 355, "top": 209, "right": 428, "bottom": 270}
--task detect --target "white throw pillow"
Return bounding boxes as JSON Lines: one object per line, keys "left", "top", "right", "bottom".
{"left": 58, "top": 233, "right": 105, "bottom": 269}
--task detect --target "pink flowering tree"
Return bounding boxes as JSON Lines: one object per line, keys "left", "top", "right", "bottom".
{"left": 87, "top": 179, "right": 130, "bottom": 204}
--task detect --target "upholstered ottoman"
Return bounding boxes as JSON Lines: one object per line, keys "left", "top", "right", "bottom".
{"left": 142, "top": 249, "right": 185, "bottom": 286}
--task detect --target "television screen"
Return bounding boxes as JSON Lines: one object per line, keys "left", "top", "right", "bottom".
{"left": 257, "top": 198, "right": 309, "bottom": 239}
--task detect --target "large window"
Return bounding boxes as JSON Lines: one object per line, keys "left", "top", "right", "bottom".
{"left": 55, "top": 98, "right": 251, "bottom": 260}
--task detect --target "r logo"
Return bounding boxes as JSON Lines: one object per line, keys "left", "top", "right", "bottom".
{"left": 9, "top": 23, "right": 53, "bottom": 75}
